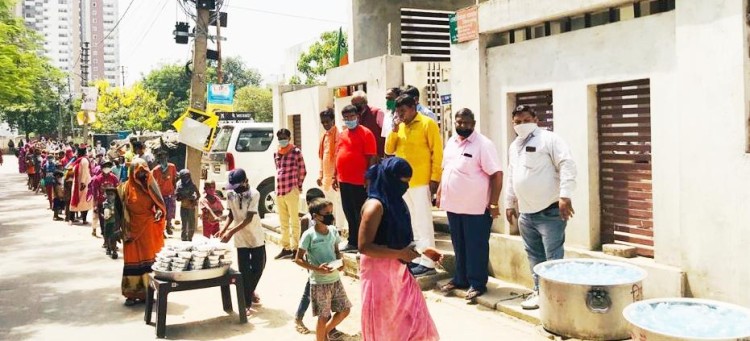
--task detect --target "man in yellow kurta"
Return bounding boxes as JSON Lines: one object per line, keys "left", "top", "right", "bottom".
{"left": 385, "top": 94, "right": 443, "bottom": 277}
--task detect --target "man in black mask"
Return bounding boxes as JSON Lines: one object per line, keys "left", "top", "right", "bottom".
{"left": 436, "top": 108, "right": 503, "bottom": 300}
{"left": 220, "top": 168, "right": 266, "bottom": 313}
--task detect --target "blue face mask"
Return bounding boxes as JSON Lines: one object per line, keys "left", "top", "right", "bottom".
{"left": 278, "top": 139, "right": 290, "bottom": 148}
{"left": 344, "top": 119, "right": 358, "bottom": 129}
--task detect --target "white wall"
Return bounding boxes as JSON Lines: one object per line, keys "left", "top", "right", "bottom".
{"left": 452, "top": 0, "right": 750, "bottom": 306}
{"left": 276, "top": 86, "right": 332, "bottom": 192}
{"left": 673, "top": 1, "right": 750, "bottom": 306}
{"left": 327, "top": 55, "right": 409, "bottom": 115}
{"left": 484, "top": 12, "right": 678, "bottom": 256}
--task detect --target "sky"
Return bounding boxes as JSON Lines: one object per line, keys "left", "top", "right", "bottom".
{"left": 117, "top": 0, "right": 351, "bottom": 86}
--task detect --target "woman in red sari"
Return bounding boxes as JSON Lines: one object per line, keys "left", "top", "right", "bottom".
{"left": 117, "top": 158, "right": 166, "bottom": 306}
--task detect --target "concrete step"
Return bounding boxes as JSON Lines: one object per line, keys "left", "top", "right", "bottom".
{"left": 434, "top": 277, "right": 539, "bottom": 325}
{"left": 262, "top": 226, "right": 453, "bottom": 291}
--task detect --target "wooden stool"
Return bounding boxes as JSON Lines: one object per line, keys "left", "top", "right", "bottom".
{"left": 144, "top": 269, "right": 247, "bottom": 338}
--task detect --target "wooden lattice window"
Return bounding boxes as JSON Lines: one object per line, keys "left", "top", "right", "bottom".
{"left": 597, "top": 79, "right": 654, "bottom": 257}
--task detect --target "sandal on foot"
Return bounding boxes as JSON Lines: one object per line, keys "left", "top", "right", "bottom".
{"left": 465, "top": 288, "right": 485, "bottom": 300}
{"left": 440, "top": 281, "right": 465, "bottom": 293}
{"left": 294, "top": 319, "right": 310, "bottom": 334}
{"left": 124, "top": 298, "right": 137, "bottom": 306}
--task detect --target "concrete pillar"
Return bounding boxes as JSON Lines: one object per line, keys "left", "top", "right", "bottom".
{"left": 450, "top": 36, "right": 489, "bottom": 131}
{"left": 674, "top": 1, "right": 750, "bottom": 304}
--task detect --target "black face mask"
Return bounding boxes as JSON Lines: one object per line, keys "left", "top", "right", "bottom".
{"left": 234, "top": 185, "right": 247, "bottom": 193}
{"left": 354, "top": 103, "right": 365, "bottom": 112}
{"left": 456, "top": 128, "right": 473, "bottom": 138}
{"left": 320, "top": 213, "right": 335, "bottom": 225}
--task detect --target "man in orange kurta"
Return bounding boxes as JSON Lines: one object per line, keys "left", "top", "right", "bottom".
{"left": 118, "top": 158, "right": 166, "bottom": 306}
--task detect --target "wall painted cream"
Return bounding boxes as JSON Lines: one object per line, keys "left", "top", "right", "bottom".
{"left": 451, "top": 0, "right": 750, "bottom": 306}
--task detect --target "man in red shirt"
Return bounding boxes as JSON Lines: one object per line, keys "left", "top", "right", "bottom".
{"left": 334, "top": 104, "right": 378, "bottom": 252}
{"left": 152, "top": 149, "right": 178, "bottom": 236}
{"left": 351, "top": 91, "right": 385, "bottom": 158}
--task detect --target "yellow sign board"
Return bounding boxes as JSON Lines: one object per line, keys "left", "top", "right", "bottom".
{"left": 172, "top": 107, "right": 219, "bottom": 152}
{"left": 172, "top": 107, "right": 219, "bottom": 132}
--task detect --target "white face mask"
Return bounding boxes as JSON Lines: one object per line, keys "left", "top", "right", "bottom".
{"left": 102, "top": 168, "right": 111, "bottom": 174}
{"left": 513, "top": 123, "right": 538, "bottom": 139}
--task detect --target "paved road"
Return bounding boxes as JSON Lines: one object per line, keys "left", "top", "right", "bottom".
{"left": 0, "top": 155, "right": 548, "bottom": 341}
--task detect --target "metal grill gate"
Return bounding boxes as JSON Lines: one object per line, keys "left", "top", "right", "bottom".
{"left": 597, "top": 79, "right": 654, "bottom": 257}
{"left": 292, "top": 115, "right": 302, "bottom": 149}
{"left": 516, "top": 90, "right": 554, "bottom": 131}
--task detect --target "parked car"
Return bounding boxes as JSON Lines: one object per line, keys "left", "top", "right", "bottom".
{"left": 202, "top": 122, "right": 276, "bottom": 217}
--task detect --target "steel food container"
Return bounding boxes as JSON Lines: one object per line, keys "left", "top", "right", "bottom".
{"left": 623, "top": 298, "right": 750, "bottom": 341}
{"left": 535, "top": 258, "right": 647, "bottom": 341}
{"left": 152, "top": 264, "right": 230, "bottom": 281}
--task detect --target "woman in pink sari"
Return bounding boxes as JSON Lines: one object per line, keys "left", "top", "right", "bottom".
{"left": 358, "top": 157, "right": 440, "bottom": 341}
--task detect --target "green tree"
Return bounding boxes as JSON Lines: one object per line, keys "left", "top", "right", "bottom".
{"left": 0, "top": 0, "right": 53, "bottom": 108}
{"left": 91, "top": 80, "right": 168, "bottom": 133}
{"left": 233, "top": 86, "right": 272, "bottom": 122}
{"left": 296, "top": 30, "right": 343, "bottom": 84}
{"left": 142, "top": 63, "right": 191, "bottom": 129}
{"left": 0, "top": 0, "right": 66, "bottom": 138}
{"left": 217, "top": 56, "right": 262, "bottom": 88}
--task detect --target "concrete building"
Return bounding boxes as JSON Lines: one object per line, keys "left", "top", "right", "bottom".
{"left": 15, "top": 0, "right": 120, "bottom": 93}
{"left": 82, "top": 0, "right": 120, "bottom": 87}
{"left": 448, "top": 0, "right": 750, "bottom": 306}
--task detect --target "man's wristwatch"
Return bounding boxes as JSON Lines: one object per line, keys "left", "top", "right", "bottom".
{"left": 489, "top": 204, "right": 499, "bottom": 209}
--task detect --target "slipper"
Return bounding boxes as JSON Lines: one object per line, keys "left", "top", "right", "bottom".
{"left": 244, "top": 307, "right": 255, "bottom": 316}
{"left": 440, "top": 281, "right": 467, "bottom": 293}
{"left": 465, "top": 288, "right": 485, "bottom": 300}
{"left": 124, "top": 298, "right": 137, "bottom": 306}
{"left": 295, "top": 319, "right": 310, "bottom": 334}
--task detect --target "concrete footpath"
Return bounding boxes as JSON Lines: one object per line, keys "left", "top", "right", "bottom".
{"left": 0, "top": 155, "right": 548, "bottom": 341}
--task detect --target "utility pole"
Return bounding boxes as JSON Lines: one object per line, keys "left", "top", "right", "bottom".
{"left": 80, "top": 41, "right": 90, "bottom": 144}
{"left": 68, "top": 75, "right": 73, "bottom": 138}
{"left": 216, "top": 13, "right": 223, "bottom": 83}
{"left": 121, "top": 65, "right": 126, "bottom": 88}
{"left": 185, "top": 4, "right": 210, "bottom": 186}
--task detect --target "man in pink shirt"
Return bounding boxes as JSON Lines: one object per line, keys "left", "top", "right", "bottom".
{"left": 437, "top": 108, "right": 503, "bottom": 300}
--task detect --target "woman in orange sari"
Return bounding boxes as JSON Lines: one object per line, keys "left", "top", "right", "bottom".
{"left": 117, "top": 158, "right": 166, "bottom": 306}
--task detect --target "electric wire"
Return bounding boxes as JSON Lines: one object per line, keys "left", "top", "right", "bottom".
{"left": 125, "top": 0, "right": 170, "bottom": 61}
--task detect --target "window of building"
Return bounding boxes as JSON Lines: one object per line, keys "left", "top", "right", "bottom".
{"left": 489, "top": 0, "right": 675, "bottom": 47}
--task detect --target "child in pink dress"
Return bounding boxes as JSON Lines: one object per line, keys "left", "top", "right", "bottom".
{"left": 199, "top": 180, "right": 224, "bottom": 237}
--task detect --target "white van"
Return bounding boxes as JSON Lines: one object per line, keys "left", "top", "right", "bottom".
{"left": 202, "top": 122, "right": 277, "bottom": 217}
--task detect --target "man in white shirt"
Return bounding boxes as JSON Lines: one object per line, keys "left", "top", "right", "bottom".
{"left": 220, "top": 168, "right": 266, "bottom": 314}
{"left": 504, "top": 105, "right": 577, "bottom": 310}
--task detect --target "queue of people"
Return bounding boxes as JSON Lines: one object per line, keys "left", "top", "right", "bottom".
{"left": 7, "top": 83, "right": 576, "bottom": 338}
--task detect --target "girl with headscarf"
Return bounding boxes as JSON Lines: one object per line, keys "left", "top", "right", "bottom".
{"left": 358, "top": 157, "right": 441, "bottom": 341}
{"left": 117, "top": 158, "right": 166, "bottom": 306}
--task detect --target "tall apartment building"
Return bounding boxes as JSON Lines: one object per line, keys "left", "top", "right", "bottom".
{"left": 15, "top": 0, "right": 120, "bottom": 95}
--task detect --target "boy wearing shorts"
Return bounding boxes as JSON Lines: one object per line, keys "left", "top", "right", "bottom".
{"left": 295, "top": 198, "right": 351, "bottom": 341}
